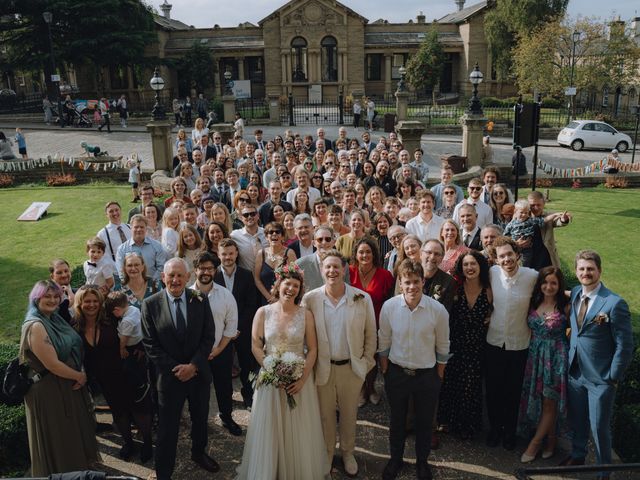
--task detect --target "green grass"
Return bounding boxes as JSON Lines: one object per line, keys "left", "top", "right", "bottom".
{"left": 0, "top": 184, "right": 638, "bottom": 342}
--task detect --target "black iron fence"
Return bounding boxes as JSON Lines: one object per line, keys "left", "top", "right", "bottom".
{"left": 235, "top": 98, "right": 269, "bottom": 121}
{"left": 281, "top": 95, "right": 348, "bottom": 126}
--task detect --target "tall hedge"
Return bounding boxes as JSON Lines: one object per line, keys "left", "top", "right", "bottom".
{"left": 613, "top": 342, "right": 640, "bottom": 462}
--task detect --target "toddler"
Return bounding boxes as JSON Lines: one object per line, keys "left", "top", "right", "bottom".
{"left": 127, "top": 154, "right": 141, "bottom": 203}
{"left": 83, "top": 237, "right": 115, "bottom": 294}
{"left": 15, "top": 128, "right": 27, "bottom": 159}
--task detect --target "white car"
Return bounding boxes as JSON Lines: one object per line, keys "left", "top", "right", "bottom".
{"left": 557, "top": 120, "right": 632, "bottom": 152}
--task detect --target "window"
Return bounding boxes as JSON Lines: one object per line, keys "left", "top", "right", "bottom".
{"left": 602, "top": 86, "right": 609, "bottom": 107}
{"left": 109, "top": 65, "right": 129, "bottom": 90}
{"left": 391, "top": 54, "right": 407, "bottom": 79}
{"left": 597, "top": 123, "right": 616, "bottom": 133}
{"left": 321, "top": 36, "right": 338, "bottom": 82}
{"left": 291, "top": 37, "right": 308, "bottom": 82}
{"left": 366, "top": 54, "right": 383, "bottom": 81}
{"left": 582, "top": 123, "right": 595, "bottom": 131}
{"left": 246, "top": 57, "right": 264, "bottom": 83}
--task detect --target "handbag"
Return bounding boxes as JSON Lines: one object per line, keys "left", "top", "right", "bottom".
{"left": 1, "top": 358, "right": 48, "bottom": 406}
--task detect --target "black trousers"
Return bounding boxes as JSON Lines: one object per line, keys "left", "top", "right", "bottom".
{"left": 98, "top": 114, "right": 111, "bottom": 132}
{"left": 384, "top": 363, "right": 441, "bottom": 464}
{"left": 209, "top": 342, "right": 233, "bottom": 416}
{"left": 234, "top": 328, "right": 257, "bottom": 402}
{"left": 155, "top": 376, "right": 210, "bottom": 480}
{"left": 484, "top": 343, "right": 528, "bottom": 438}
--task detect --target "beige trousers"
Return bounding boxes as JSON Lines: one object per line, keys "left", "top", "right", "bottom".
{"left": 317, "top": 363, "right": 365, "bottom": 459}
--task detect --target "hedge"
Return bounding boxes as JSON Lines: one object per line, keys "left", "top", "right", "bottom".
{"left": 0, "top": 343, "right": 29, "bottom": 476}
{"left": 613, "top": 342, "right": 640, "bottom": 462}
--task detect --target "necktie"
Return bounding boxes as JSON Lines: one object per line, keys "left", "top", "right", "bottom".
{"left": 174, "top": 298, "right": 187, "bottom": 340}
{"left": 117, "top": 226, "right": 127, "bottom": 243}
{"left": 87, "top": 262, "right": 97, "bottom": 267}
{"left": 577, "top": 295, "right": 589, "bottom": 329}
{"left": 464, "top": 234, "right": 471, "bottom": 247}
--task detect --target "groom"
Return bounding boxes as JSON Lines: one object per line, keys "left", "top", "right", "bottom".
{"left": 561, "top": 250, "right": 633, "bottom": 476}
{"left": 303, "top": 249, "right": 377, "bottom": 477}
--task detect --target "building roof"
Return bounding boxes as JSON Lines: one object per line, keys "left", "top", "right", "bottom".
{"left": 153, "top": 13, "right": 192, "bottom": 30}
{"left": 364, "top": 31, "right": 463, "bottom": 47}
{"left": 258, "top": 0, "right": 368, "bottom": 25}
{"left": 437, "top": 1, "right": 488, "bottom": 24}
{"left": 164, "top": 36, "right": 264, "bottom": 52}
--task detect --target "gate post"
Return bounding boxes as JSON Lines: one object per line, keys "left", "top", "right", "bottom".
{"left": 288, "top": 92, "right": 295, "bottom": 127}
{"left": 339, "top": 88, "right": 344, "bottom": 125}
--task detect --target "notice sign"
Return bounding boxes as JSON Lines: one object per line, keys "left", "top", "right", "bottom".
{"left": 309, "top": 84, "right": 322, "bottom": 104}
{"left": 18, "top": 202, "right": 51, "bottom": 221}
{"left": 231, "top": 80, "right": 251, "bottom": 99}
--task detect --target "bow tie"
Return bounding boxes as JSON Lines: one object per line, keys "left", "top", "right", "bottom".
{"left": 87, "top": 262, "right": 97, "bottom": 267}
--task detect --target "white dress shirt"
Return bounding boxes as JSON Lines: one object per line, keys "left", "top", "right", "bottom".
{"left": 405, "top": 213, "right": 445, "bottom": 243}
{"left": 486, "top": 265, "right": 538, "bottom": 351}
{"left": 221, "top": 265, "right": 237, "bottom": 292}
{"left": 378, "top": 294, "right": 450, "bottom": 369}
{"left": 97, "top": 222, "right": 131, "bottom": 262}
{"left": 230, "top": 227, "right": 268, "bottom": 272}
{"left": 197, "top": 285, "right": 238, "bottom": 348}
{"left": 322, "top": 291, "right": 350, "bottom": 361}
{"left": 452, "top": 199, "right": 493, "bottom": 229}
{"left": 299, "top": 242, "right": 315, "bottom": 258}
{"left": 462, "top": 226, "right": 480, "bottom": 247}
{"left": 286, "top": 186, "right": 321, "bottom": 205}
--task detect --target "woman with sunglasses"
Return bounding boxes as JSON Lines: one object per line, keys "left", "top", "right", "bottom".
{"left": 273, "top": 135, "right": 284, "bottom": 153}
{"left": 435, "top": 185, "right": 458, "bottom": 220}
{"left": 231, "top": 191, "right": 253, "bottom": 228}
{"left": 489, "top": 183, "right": 513, "bottom": 228}
{"left": 254, "top": 222, "right": 297, "bottom": 304}
{"left": 310, "top": 172, "right": 324, "bottom": 192}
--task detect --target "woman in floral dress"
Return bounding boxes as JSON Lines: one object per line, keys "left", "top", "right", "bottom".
{"left": 518, "top": 266, "right": 569, "bottom": 463}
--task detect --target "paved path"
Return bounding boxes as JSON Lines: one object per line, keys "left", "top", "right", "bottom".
{"left": 0, "top": 122, "right": 624, "bottom": 178}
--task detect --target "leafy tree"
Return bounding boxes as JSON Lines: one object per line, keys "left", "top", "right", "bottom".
{"left": 175, "top": 42, "right": 217, "bottom": 97}
{"left": 405, "top": 27, "right": 445, "bottom": 104}
{"left": 484, "top": 0, "right": 569, "bottom": 81}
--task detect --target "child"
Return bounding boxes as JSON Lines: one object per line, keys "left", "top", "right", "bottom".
{"left": 127, "top": 154, "right": 141, "bottom": 203}
{"left": 501, "top": 203, "right": 515, "bottom": 224}
{"left": 14, "top": 128, "right": 27, "bottom": 159}
{"left": 197, "top": 195, "right": 215, "bottom": 232}
{"left": 161, "top": 207, "right": 181, "bottom": 256}
{"left": 104, "top": 291, "right": 149, "bottom": 403}
{"left": 503, "top": 200, "right": 562, "bottom": 267}
{"left": 176, "top": 225, "right": 202, "bottom": 284}
{"left": 83, "top": 237, "right": 115, "bottom": 295}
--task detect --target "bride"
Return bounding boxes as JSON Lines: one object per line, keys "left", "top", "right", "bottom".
{"left": 236, "top": 264, "right": 329, "bottom": 480}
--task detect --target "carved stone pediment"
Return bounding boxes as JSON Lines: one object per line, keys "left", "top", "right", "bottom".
{"left": 282, "top": 0, "right": 345, "bottom": 27}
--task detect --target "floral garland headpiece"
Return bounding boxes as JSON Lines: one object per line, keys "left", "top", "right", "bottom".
{"left": 274, "top": 262, "right": 303, "bottom": 280}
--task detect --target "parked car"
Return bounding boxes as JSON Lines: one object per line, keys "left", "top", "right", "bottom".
{"left": 557, "top": 120, "right": 632, "bottom": 152}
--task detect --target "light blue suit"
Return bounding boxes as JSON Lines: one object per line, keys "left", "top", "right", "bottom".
{"left": 567, "top": 283, "right": 634, "bottom": 466}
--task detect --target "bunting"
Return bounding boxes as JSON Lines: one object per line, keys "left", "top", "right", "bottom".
{"left": 0, "top": 155, "right": 126, "bottom": 173}
{"left": 536, "top": 157, "right": 640, "bottom": 178}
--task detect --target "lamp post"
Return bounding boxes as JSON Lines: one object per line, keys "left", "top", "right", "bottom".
{"left": 467, "top": 62, "right": 484, "bottom": 115}
{"left": 149, "top": 67, "right": 166, "bottom": 121}
{"left": 567, "top": 30, "right": 580, "bottom": 124}
{"left": 223, "top": 69, "right": 233, "bottom": 96}
{"left": 397, "top": 66, "right": 407, "bottom": 93}
{"left": 631, "top": 105, "right": 639, "bottom": 165}
{"left": 42, "top": 12, "right": 63, "bottom": 128}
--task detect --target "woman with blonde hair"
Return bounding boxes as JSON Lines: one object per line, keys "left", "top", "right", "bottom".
{"left": 365, "top": 186, "right": 386, "bottom": 217}
{"left": 210, "top": 202, "right": 234, "bottom": 232}
{"left": 335, "top": 209, "right": 368, "bottom": 261}
{"left": 439, "top": 219, "right": 470, "bottom": 275}
{"left": 161, "top": 207, "right": 181, "bottom": 256}
{"left": 178, "top": 161, "right": 196, "bottom": 193}
{"left": 191, "top": 117, "right": 209, "bottom": 145}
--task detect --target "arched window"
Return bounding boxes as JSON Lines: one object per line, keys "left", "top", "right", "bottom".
{"left": 321, "top": 36, "right": 338, "bottom": 82}
{"left": 291, "top": 37, "right": 308, "bottom": 82}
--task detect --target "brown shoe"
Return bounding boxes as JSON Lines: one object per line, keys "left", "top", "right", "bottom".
{"left": 559, "top": 455, "right": 585, "bottom": 466}
{"left": 430, "top": 432, "right": 440, "bottom": 450}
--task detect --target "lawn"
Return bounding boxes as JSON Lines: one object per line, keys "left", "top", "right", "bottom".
{"left": 0, "top": 184, "right": 638, "bottom": 343}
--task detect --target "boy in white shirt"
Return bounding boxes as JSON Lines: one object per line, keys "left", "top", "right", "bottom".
{"left": 83, "top": 237, "right": 115, "bottom": 295}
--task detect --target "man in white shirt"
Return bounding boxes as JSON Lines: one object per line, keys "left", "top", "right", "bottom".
{"left": 98, "top": 201, "right": 131, "bottom": 264}
{"left": 192, "top": 252, "right": 241, "bottom": 436}
{"left": 452, "top": 178, "right": 494, "bottom": 229}
{"left": 405, "top": 190, "right": 445, "bottom": 243}
{"left": 286, "top": 170, "right": 321, "bottom": 205}
{"left": 378, "top": 259, "right": 449, "bottom": 480}
{"left": 485, "top": 236, "right": 538, "bottom": 451}
{"left": 262, "top": 151, "right": 282, "bottom": 188}
{"left": 289, "top": 214, "right": 316, "bottom": 259}
{"left": 229, "top": 206, "right": 267, "bottom": 272}
{"left": 303, "top": 250, "right": 377, "bottom": 477}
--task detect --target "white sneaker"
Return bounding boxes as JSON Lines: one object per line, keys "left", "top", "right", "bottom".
{"left": 343, "top": 453, "right": 358, "bottom": 476}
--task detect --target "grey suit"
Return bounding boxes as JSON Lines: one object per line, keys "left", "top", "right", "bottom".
{"left": 296, "top": 253, "right": 350, "bottom": 292}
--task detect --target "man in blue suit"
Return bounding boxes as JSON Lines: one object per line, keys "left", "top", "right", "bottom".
{"left": 561, "top": 250, "right": 634, "bottom": 477}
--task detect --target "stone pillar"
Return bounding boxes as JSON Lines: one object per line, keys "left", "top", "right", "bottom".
{"left": 238, "top": 58, "right": 245, "bottom": 80}
{"left": 268, "top": 93, "right": 281, "bottom": 126}
{"left": 210, "top": 123, "right": 235, "bottom": 144}
{"left": 146, "top": 121, "right": 173, "bottom": 172}
{"left": 222, "top": 94, "right": 235, "bottom": 123}
{"left": 384, "top": 55, "right": 393, "bottom": 95}
{"left": 395, "top": 90, "right": 410, "bottom": 122}
{"left": 281, "top": 53, "right": 288, "bottom": 86}
{"left": 461, "top": 112, "right": 487, "bottom": 169}
{"left": 396, "top": 120, "right": 425, "bottom": 157}
{"left": 315, "top": 51, "right": 322, "bottom": 83}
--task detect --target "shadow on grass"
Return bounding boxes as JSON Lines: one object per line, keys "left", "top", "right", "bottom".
{"left": 613, "top": 209, "right": 640, "bottom": 219}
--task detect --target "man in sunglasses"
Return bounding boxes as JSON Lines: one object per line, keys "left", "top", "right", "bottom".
{"left": 452, "top": 178, "right": 493, "bottom": 229}
{"left": 229, "top": 206, "right": 267, "bottom": 272}
{"left": 295, "top": 226, "right": 343, "bottom": 291}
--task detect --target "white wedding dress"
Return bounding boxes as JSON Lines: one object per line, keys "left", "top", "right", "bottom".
{"left": 236, "top": 304, "right": 329, "bottom": 480}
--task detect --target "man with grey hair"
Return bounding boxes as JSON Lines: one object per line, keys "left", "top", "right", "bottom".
{"left": 295, "top": 226, "right": 346, "bottom": 290}
{"left": 253, "top": 148, "right": 266, "bottom": 177}
{"left": 480, "top": 224, "right": 503, "bottom": 265}
{"left": 384, "top": 225, "right": 407, "bottom": 272}
{"left": 289, "top": 213, "right": 315, "bottom": 259}
{"left": 116, "top": 214, "right": 167, "bottom": 281}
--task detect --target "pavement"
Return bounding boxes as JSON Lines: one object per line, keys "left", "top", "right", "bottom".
{"left": 0, "top": 121, "right": 627, "bottom": 178}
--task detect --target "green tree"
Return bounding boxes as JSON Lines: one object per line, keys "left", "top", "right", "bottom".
{"left": 484, "top": 0, "right": 569, "bottom": 81}
{"left": 175, "top": 42, "right": 217, "bottom": 97}
{"left": 405, "top": 27, "right": 445, "bottom": 104}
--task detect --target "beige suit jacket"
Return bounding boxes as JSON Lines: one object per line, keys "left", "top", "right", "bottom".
{"left": 303, "top": 284, "right": 377, "bottom": 386}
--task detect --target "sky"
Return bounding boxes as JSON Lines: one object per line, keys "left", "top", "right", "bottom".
{"left": 148, "top": 0, "right": 640, "bottom": 29}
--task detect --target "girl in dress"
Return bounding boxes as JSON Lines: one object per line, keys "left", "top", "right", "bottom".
{"left": 237, "top": 264, "right": 329, "bottom": 479}
{"left": 176, "top": 225, "right": 202, "bottom": 284}
{"left": 254, "top": 222, "right": 297, "bottom": 304}
{"left": 518, "top": 267, "right": 570, "bottom": 463}
{"left": 161, "top": 207, "right": 180, "bottom": 256}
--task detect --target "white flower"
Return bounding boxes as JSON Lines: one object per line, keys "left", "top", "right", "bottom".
{"left": 263, "top": 355, "right": 276, "bottom": 371}
{"left": 281, "top": 352, "right": 303, "bottom": 364}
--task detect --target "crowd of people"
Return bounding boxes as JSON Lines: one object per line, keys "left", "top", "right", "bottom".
{"left": 19, "top": 124, "right": 634, "bottom": 480}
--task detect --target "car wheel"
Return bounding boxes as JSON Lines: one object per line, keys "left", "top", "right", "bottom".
{"left": 571, "top": 139, "right": 584, "bottom": 151}
{"left": 616, "top": 141, "right": 628, "bottom": 153}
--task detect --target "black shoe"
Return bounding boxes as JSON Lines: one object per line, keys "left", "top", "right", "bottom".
{"left": 242, "top": 393, "right": 253, "bottom": 411}
{"left": 502, "top": 434, "right": 517, "bottom": 451}
{"left": 119, "top": 442, "right": 136, "bottom": 460}
{"left": 140, "top": 442, "right": 153, "bottom": 463}
{"left": 191, "top": 453, "right": 220, "bottom": 473}
{"left": 382, "top": 458, "right": 404, "bottom": 480}
{"left": 416, "top": 462, "right": 433, "bottom": 480}
{"left": 486, "top": 429, "right": 501, "bottom": 447}
{"left": 219, "top": 414, "right": 243, "bottom": 436}
{"left": 96, "top": 421, "right": 113, "bottom": 433}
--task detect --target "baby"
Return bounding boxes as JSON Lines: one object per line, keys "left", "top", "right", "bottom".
{"left": 83, "top": 237, "right": 115, "bottom": 295}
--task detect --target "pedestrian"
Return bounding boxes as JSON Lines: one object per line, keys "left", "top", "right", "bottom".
{"left": 63, "top": 95, "right": 74, "bottom": 128}
{"left": 196, "top": 93, "right": 207, "bottom": 120}
{"left": 0, "top": 131, "right": 17, "bottom": 160}
{"left": 366, "top": 96, "right": 375, "bottom": 131}
{"left": 117, "top": 94, "right": 128, "bottom": 128}
{"left": 128, "top": 155, "right": 142, "bottom": 202}
{"left": 42, "top": 95, "right": 54, "bottom": 125}
{"left": 97, "top": 97, "right": 111, "bottom": 133}
{"left": 234, "top": 112, "right": 244, "bottom": 138}
{"left": 353, "top": 99, "right": 362, "bottom": 129}
{"left": 183, "top": 96, "right": 193, "bottom": 128}
{"left": 172, "top": 98, "right": 182, "bottom": 128}
{"left": 15, "top": 127, "right": 28, "bottom": 159}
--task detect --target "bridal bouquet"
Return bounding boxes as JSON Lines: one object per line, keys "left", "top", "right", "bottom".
{"left": 256, "top": 351, "right": 305, "bottom": 409}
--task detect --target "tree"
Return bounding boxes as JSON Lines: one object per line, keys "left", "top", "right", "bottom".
{"left": 484, "top": 0, "right": 569, "bottom": 81}
{"left": 175, "top": 42, "right": 217, "bottom": 97}
{"left": 405, "top": 27, "right": 445, "bottom": 104}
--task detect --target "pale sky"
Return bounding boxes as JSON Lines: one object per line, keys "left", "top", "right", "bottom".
{"left": 148, "top": 0, "right": 639, "bottom": 29}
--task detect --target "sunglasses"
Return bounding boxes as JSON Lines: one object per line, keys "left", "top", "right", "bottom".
{"left": 493, "top": 191, "right": 505, "bottom": 195}
{"left": 266, "top": 230, "right": 281, "bottom": 235}
{"left": 238, "top": 197, "right": 250, "bottom": 202}
{"left": 315, "top": 236, "right": 333, "bottom": 243}
{"left": 444, "top": 191, "right": 455, "bottom": 195}
{"left": 469, "top": 186, "right": 482, "bottom": 191}
{"left": 242, "top": 211, "right": 257, "bottom": 218}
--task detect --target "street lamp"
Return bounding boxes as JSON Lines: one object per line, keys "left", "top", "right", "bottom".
{"left": 223, "top": 69, "right": 233, "bottom": 96}
{"left": 42, "top": 12, "right": 63, "bottom": 128}
{"left": 631, "top": 105, "right": 639, "bottom": 165}
{"left": 397, "top": 66, "right": 407, "bottom": 93}
{"left": 467, "top": 62, "right": 484, "bottom": 115}
{"left": 149, "top": 67, "right": 166, "bottom": 121}
{"left": 567, "top": 30, "right": 581, "bottom": 124}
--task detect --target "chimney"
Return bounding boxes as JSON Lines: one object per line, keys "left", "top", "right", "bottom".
{"left": 160, "top": 0, "right": 172, "bottom": 20}
{"left": 417, "top": 11, "right": 426, "bottom": 23}
{"left": 455, "top": 0, "right": 466, "bottom": 11}
{"left": 632, "top": 17, "right": 640, "bottom": 44}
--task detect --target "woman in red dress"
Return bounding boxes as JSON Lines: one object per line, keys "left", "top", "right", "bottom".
{"left": 349, "top": 237, "right": 394, "bottom": 406}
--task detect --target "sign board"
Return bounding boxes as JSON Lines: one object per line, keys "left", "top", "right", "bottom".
{"left": 51, "top": 74, "right": 60, "bottom": 82}
{"left": 18, "top": 202, "right": 51, "bottom": 221}
{"left": 564, "top": 87, "right": 577, "bottom": 96}
{"left": 231, "top": 80, "right": 251, "bottom": 99}
{"left": 309, "top": 84, "right": 322, "bottom": 104}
